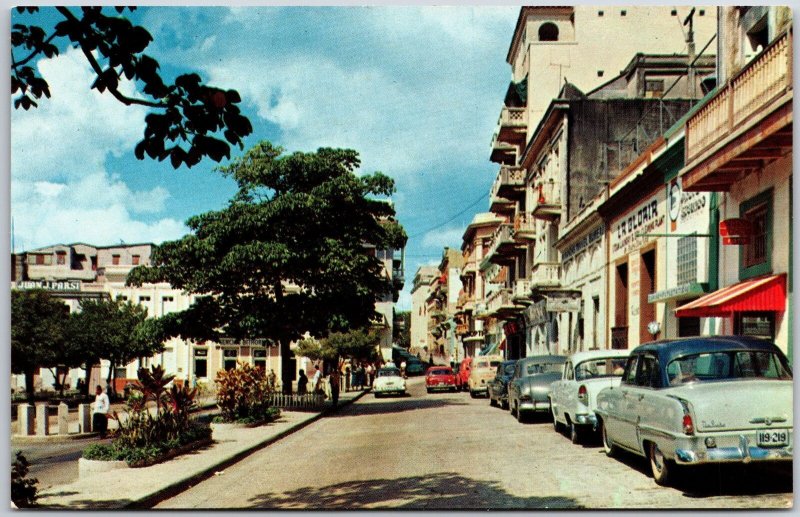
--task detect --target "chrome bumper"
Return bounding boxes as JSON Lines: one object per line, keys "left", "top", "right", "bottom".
{"left": 673, "top": 434, "right": 793, "bottom": 465}
{"left": 574, "top": 413, "right": 598, "bottom": 427}
{"left": 519, "top": 400, "right": 550, "bottom": 412}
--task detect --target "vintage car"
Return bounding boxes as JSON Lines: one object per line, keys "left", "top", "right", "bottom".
{"left": 405, "top": 360, "right": 426, "bottom": 376}
{"left": 467, "top": 355, "right": 503, "bottom": 398}
{"left": 507, "top": 355, "right": 566, "bottom": 423}
{"left": 372, "top": 367, "right": 406, "bottom": 397}
{"left": 426, "top": 366, "right": 457, "bottom": 393}
{"left": 595, "top": 336, "right": 793, "bottom": 486}
{"left": 549, "top": 349, "right": 630, "bottom": 443}
{"left": 488, "top": 360, "right": 518, "bottom": 409}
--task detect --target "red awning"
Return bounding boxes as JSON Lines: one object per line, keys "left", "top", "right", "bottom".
{"left": 675, "top": 274, "right": 787, "bottom": 318}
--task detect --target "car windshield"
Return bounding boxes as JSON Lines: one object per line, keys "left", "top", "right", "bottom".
{"left": 667, "top": 350, "right": 792, "bottom": 386}
{"left": 429, "top": 369, "right": 451, "bottom": 376}
{"left": 525, "top": 362, "right": 562, "bottom": 376}
{"left": 575, "top": 357, "right": 628, "bottom": 380}
{"left": 378, "top": 368, "right": 401, "bottom": 377}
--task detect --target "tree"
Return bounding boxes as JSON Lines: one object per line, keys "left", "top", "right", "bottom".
{"left": 296, "top": 328, "right": 382, "bottom": 364}
{"left": 393, "top": 311, "right": 411, "bottom": 349}
{"left": 11, "top": 6, "right": 252, "bottom": 168}
{"left": 127, "top": 141, "right": 407, "bottom": 392}
{"left": 65, "top": 297, "right": 165, "bottom": 395}
{"left": 11, "top": 290, "right": 70, "bottom": 401}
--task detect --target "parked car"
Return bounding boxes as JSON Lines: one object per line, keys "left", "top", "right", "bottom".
{"left": 373, "top": 367, "right": 406, "bottom": 397}
{"left": 426, "top": 366, "right": 457, "bottom": 393}
{"left": 405, "top": 361, "right": 426, "bottom": 376}
{"left": 467, "top": 355, "right": 503, "bottom": 398}
{"left": 488, "top": 360, "right": 518, "bottom": 409}
{"left": 595, "top": 336, "right": 793, "bottom": 486}
{"left": 456, "top": 357, "right": 472, "bottom": 391}
{"left": 507, "top": 355, "right": 566, "bottom": 423}
{"left": 549, "top": 349, "right": 630, "bottom": 443}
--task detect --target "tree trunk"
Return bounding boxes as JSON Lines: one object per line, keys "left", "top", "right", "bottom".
{"left": 24, "top": 369, "right": 35, "bottom": 404}
{"left": 106, "top": 363, "right": 114, "bottom": 398}
{"left": 83, "top": 365, "right": 92, "bottom": 397}
{"left": 280, "top": 338, "right": 293, "bottom": 394}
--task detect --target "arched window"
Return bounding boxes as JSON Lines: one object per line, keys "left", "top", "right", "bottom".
{"left": 538, "top": 22, "right": 559, "bottom": 42}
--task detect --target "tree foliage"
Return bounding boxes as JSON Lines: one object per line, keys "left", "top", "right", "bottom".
{"left": 11, "top": 289, "right": 70, "bottom": 400}
{"left": 11, "top": 6, "right": 252, "bottom": 168}
{"left": 127, "top": 141, "right": 405, "bottom": 390}
{"left": 393, "top": 311, "right": 411, "bottom": 349}
{"left": 296, "top": 328, "right": 381, "bottom": 363}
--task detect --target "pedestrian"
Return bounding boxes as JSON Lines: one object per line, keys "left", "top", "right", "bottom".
{"left": 330, "top": 369, "right": 340, "bottom": 407}
{"left": 400, "top": 360, "right": 407, "bottom": 379}
{"left": 345, "top": 365, "right": 351, "bottom": 392}
{"left": 358, "top": 363, "right": 366, "bottom": 390}
{"left": 268, "top": 369, "right": 277, "bottom": 392}
{"left": 312, "top": 365, "right": 323, "bottom": 394}
{"left": 92, "top": 385, "right": 110, "bottom": 438}
{"left": 366, "top": 363, "right": 374, "bottom": 386}
{"left": 297, "top": 369, "right": 309, "bottom": 395}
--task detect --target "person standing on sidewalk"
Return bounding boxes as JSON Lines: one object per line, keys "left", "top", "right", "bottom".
{"left": 329, "top": 369, "right": 340, "bottom": 407}
{"left": 312, "top": 365, "right": 323, "bottom": 395}
{"left": 344, "top": 365, "right": 351, "bottom": 392}
{"left": 92, "top": 385, "right": 110, "bottom": 438}
{"left": 297, "top": 370, "right": 309, "bottom": 395}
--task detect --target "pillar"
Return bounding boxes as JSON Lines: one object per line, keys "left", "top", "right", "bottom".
{"left": 35, "top": 404, "right": 49, "bottom": 436}
{"left": 58, "top": 402, "right": 69, "bottom": 435}
{"left": 17, "top": 404, "right": 34, "bottom": 436}
{"left": 78, "top": 404, "right": 91, "bottom": 434}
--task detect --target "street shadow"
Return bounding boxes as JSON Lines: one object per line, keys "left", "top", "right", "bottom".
{"left": 602, "top": 448, "right": 792, "bottom": 497}
{"left": 245, "top": 472, "right": 583, "bottom": 509}
{"left": 37, "top": 492, "right": 134, "bottom": 510}
{"left": 330, "top": 398, "right": 468, "bottom": 418}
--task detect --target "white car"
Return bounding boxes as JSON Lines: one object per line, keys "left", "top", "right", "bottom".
{"left": 373, "top": 367, "right": 406, "bottom": 397}
{"left": 549, "top": 349, "right": 630, "bottom": 443}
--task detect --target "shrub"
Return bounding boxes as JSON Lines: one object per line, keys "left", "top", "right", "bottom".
{"left": 215, "top": 362, "right": 275, "bottom": 422}
{"left": 11, "top": 452, "right": 38, "bottom": 508}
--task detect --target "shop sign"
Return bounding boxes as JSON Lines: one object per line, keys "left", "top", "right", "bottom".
{"left": 561, "top": 224, "right": 604, "bottom": 263}
{"left": 15, "top": 280, "right": 81, "bottom": 291}
{"left": 719, "top": 218, "right": 752, "bottom": 245}
{"left": 525, "top": 300, "right": 548, "bottom": 326}
{"left": 611, "top": 194, "right": 665, "bottom": 257}
{"left": 545, "top": 292, "right": 582, "bottom": 312}
{"left": 647, "top": 282, "right": 707, "bottom": 304}
{"left": 669, "top": 179, "right": 707, "bottom": 224}
{"left": 219, "top": 338, "right": 276, "bottom": 347}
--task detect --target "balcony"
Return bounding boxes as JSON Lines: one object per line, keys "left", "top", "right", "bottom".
{"left": 512, "top": 279, "right": 531, "bottom": 303}
{"left": 455, "top": 323, "right": 470, "bottom": 336}
{"left": 486, "top": 288, "right": 522, "bottom": 319}
{"left": 530, "top": 261, "right": 560, "bottom": 288}
{"left": 531, "top": 179, "right": 562, "bottom": 220}
{"left": 474, "top": 302, "right": 490, "bottom": 320}
{"left": 460, "top": 260, "right": 477, "bottom": 278}
{"left": 682, "top": 31, "right": 793, "bottom": 191}
{"left": 490, "top": 138, "right": 517, "bottom": 165}
{"left": 485, "top": 224, "right": 519, "bottom": 265}
{"left": 462, "top": 330, "right": 485, "bottom": 343}
{"left": 513, "top": 212, "right": 536, "bottom": 240}
{"left": 491, "top": 166, "right": 525, "bottom": 201}
{"left": 496, "top": 107, "right": 528, "bottom": 146}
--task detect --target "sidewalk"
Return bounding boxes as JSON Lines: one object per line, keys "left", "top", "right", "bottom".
{"left": 34, "top": 389, "right": 368, "bottom": 509}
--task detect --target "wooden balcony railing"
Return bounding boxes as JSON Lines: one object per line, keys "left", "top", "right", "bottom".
{"left": 686, "top": 30, "right": 792, "bottom": 163}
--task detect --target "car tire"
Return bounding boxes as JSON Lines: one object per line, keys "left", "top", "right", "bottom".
{"left": 569, "top": 420, "right": 581, "bottom": 444}
{"left": 375, "top": 392, "right": 381, "bottom": 398}
{"left": 601, "top": 419, "right": 618, "bottom": 457}
{"left": 469, "top": 389, "right": 476, "bottom": 399}
{"left": 516, "top": 404, "right": 527, "bottom": 424}
{"left": 501, "top": 398, "right": 509, "bottom": 410}
{"left": 426, "top": 388, "right": 431, "bottom": 394}
{"left": 551, "top": 406, "right": 562, "bottom": 432}
{"left": 489, "top": 395, "right": 497, "bottom": 407}
{"left": 649, "top": 442, "right": 675, "bottom": 486}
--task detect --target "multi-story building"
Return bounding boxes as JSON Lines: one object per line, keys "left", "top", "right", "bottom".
{"left": 410, "top": 265, "right": 438, "bottom": 357}
{"left": 675, "top": 7, "right": 793, "bottom": 359}
{"left": 424, "top": 248, "right": 464, "bottom": 365}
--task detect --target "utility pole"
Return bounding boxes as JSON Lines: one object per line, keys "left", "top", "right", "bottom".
{"left": 684, "top": 7, "right": 697, "bottom": 98}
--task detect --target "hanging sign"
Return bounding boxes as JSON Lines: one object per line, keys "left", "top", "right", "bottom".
{"left": 719, "top": 218, "right": 752, "bottom": 245}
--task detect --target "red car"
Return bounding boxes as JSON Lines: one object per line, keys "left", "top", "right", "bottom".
{"left": 426, "top": 366, "right": 457, "bottom": 393}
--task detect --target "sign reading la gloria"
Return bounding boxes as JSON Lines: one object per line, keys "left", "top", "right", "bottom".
{"left": 612, "top": 193, "right": 665, "bottom": 256}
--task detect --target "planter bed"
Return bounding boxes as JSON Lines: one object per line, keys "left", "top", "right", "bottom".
{"left": 128, "top": 436, "right": 213, "bottom": 468}
{"left": 79, "top": 436, "right": 213, "bottom": 478}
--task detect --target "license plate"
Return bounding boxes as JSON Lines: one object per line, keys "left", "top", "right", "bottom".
{"left": 757, "top": 430, "right": 789, "bottom": 447}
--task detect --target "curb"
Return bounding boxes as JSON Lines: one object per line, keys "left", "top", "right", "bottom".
{"left": 129, "top": 389, "right": 370, "bottom": 509}
{"left": 12, "top": 432, "right": 101, "bottom": 445}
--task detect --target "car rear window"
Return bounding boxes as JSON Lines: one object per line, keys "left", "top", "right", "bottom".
{"left": 575, "top": 357, "right": 628, "bottom": 380}
{"left": 525, "top": 362, "right": 562, "bottom": 376}
{"left": 429, "top": 369, "right": 451, "bottom": 376}
{"left": 378, "top": 368, "right": 401, "bottom": 377}
{"left": 667, "top": 351, "right": 792, "bottom": 385}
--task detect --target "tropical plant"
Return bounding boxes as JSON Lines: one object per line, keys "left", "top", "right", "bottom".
{"left": 11, "top": 452, "right": 38, "bottom": 508}
{"left": 214, "top": 362, "right": 275, "bottom": 423}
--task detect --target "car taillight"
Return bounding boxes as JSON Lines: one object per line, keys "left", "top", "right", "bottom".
{"left": 682, "top": 413, "right": 694, "bottom": 435}
{"left": 577, "top": 385, "right": 588, "bottom": 405}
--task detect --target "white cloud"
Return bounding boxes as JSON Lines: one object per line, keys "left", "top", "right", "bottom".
{"left": 11, "top": 47, "right": 186, "bottom": 251}
{"left": 422, "top": 226, "right": 465, "bottom": 249}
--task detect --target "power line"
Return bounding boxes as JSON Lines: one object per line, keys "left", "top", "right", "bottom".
{"left": 407, "top": 191, "right": 489, "bottom": 239}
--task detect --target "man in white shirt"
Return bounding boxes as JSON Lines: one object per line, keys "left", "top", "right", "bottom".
{"left": 92, "top": 385, "right": 110, "bottom": 438}
{"left": 311, "top": 365, "right": 322, "bottom": 393}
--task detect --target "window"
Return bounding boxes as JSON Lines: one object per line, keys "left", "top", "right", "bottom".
{"left": 194, "top": 349, "right": 208, "bottom": 378}
{"left": 622, "top": 356, "right": 639, "bottom": 385}
{"left": 676, "top": 235, "right": 698, "bottom": 285}
{"left": 56, "top": 251, "right": 66, "bottom": 265}
{"left": 598, "top": 10, "right": 604, "bottom": 16}
{"left": 636, "top": 355, "right": 660, "bottom": 388}
{"left": 575, "top": 357, "right": 627, "bottom": 380}
{"left": 671, "top": 9, "right": 677, "bottom": 16}
{"left": 645, "top": 79, "right": 665, "bottom": 98}
{"left": 91, "top": 256, "right": 97, "bottom": 271}
{"left": 223, "top": 349, "right": 238, "bottom": 371}
{"left": 139, "top": 296, "right": 151, "bottom": 303}
{"left": 162, "top": 296, "right": 174, "bottom": 303}
{"left": 620, "top": 10, "right": 627, "bottom": 16}
{"left": 740, "top": 190, "right": 772, "bottom": 279}
{"left": 32, "top": 254, "right": 52, "bottom": 265}
{"left": 132, "top": 255, "right": 140, "bottom": 265}
{"left": 253, "top": 348, "right": 267, "bottom": 370}
{"left": 668, "top": 350, "right": 790, "bottom": 385}
{"left": 736, "top": 312, "right": 775, "bottom": 340}
{"left": 112, "top": 254, "right": 120, "bottom": 265}
{"left": 538, "top": 22, "right": 559, "bottom": 42}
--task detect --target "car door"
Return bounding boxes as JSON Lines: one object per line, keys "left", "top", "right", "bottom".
{"left": 553, "top": 361, "right": 571, "bottom": 422}
{"left": 608, "top": 354, "right": 640, "bottom": 449}
{"left": 508, "top": 363, "right": 522, "bottom": 405}
{"left": 629, "top": 353, "right": 661, "bottom": 454}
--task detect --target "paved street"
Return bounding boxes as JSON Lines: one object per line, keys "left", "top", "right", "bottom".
{"left": 156, "top": 378, "right": 792, "bottom": 509}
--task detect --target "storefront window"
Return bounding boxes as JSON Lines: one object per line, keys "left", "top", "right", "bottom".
{"left": 676, "top": 235, "right": 697, "bottom": 285}
{"left": 194, "top": 349, "right": 208, "bottom": 378}
{"left": 736, "top": 312, "right": 775, "bottom": 340}
{"left": 739, "top": 189, "right": 772, "bottom": 280}
{"left": 223, "top": 349, "right": 238, "bottom": 371}
{"left": 253, "top": 349, "right": 267, "bottom": 370}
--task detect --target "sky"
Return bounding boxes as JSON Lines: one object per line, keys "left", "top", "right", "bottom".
{"left": 9, "top": 6, "right": 520, "bottom": 310}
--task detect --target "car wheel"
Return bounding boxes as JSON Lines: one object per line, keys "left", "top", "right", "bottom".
{"left": 501, "top": 398, "right": 509, "bottom": 410}
{"left": 469, "top": 389, "right": 476, "bottom": 399}
{"left": 375, "top": 392, "right": 381, "bottom": 398}
{"left": 426, "top": 388, "right": 431, "bottom": 394}
{"left": 516, "top": 404, "right": 527, "bottom": 424}
{"left": 551, "top": 406, "right": 562, "bottom": 432}
{"left": 649, "top": 442, "right": 674, "bottom": 486}
{"left": 601, "top": 419, "right": 618, "bottom": 457}
{"left": 569, "top": 420, "right": 581, "bottom": 444}
{"left": 489, "top": 394, "right": 497, "bottom": 407}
